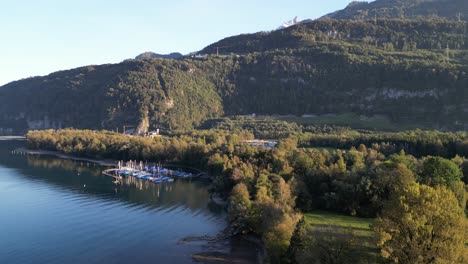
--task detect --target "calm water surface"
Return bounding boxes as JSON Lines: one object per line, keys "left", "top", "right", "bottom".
{"left": 0, "top": 141, "right": 229, "bottom": 264}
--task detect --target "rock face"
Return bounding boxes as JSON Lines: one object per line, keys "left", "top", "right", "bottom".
{"left": 278, "top": 16, "right": 301, "bottom": 30}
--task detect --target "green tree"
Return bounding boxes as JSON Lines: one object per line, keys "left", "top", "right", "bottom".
{"left": 284, "top": 216, "right": 307, "bottom": 264}
{"left": 419, "top": 156, "right": 463, "bottom": 186}
{"left": 373, "top": 183, "right": 468, "bottom": 264}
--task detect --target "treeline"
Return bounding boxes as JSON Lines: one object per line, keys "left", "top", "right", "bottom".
{"left": 201, "top": 116, "right": 355, "bottom": 139}
{"left": 298, "top": 129, "right": 468, "bottom": 158}
{"left": 26, "top": 129, "right": 253, "bottom": 169}
{"left": 25, "top": 129, "right": 468, "bottom": 263}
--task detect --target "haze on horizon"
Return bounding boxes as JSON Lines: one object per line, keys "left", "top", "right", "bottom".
{"left": 0, "top": 0, "right": 363, "bottom": 86}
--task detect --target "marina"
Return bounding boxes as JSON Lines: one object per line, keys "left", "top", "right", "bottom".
{"left": 0, "top": 140, "right": 241, "bottom": 264}
{"left": 103, "top": 160, "right": 200, "bottom": 184}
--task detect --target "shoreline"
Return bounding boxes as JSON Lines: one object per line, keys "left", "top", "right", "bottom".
{"left": 13, "top": 148, "right": 118, "bottom": 167}
{"left": 14, "top": 148, "right": 208, "bottom": 173}
{"left": 188, "top": 234, "right": 262, "bottom": 264}
{"left": 13, "top": 146, "right": 262, "bottom": 263}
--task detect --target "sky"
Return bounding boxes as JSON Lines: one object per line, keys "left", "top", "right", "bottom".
{"left": 0, "top": 0, "right": 360, "bottom": 86}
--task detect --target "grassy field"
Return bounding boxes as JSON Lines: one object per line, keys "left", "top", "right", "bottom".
{"left": 303, "top": 211, "right": 381, "bottom": 263}
{"left": 304, "top": 211, "right": 374, "bottom": 236}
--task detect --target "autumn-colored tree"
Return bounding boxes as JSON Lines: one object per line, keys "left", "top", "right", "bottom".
{"left": 375, "top": 162, "right": 416, "bottom": 197}
{"left": 373, "top": 183, "right": 468, "bottom": 264}
{"left": 262, "top": 203, "right": 300, "bottom": 263}
{"left": 228, "top": 183, "right": 252, "bottom": 233}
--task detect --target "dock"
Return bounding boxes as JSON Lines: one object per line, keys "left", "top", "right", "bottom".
{"left": 102, "top": 168, "right": 123, "bottom": 180}
{"left": 101, "top": 161, "right": 202, "bottom": 184}
{"left": 0, "top": 136, "right": 26, "bottom": 141}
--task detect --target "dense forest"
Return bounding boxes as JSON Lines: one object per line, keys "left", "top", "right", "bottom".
{"left": 26, "top": 129, "right": 468, "bottom": 263}
{"left": 1, "top": 18, "right": 468, "bottom": 134}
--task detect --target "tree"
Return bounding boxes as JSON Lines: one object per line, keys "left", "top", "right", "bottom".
{"left": 372, "top": 163, "right": 417, "bottom": 213}
{"left": 284, "top": 217, "right": 307, "bottom": 264}
{"left": 419, "top": 156, "right": 463, "bottom": 186}
{"left": 296, "top": 226, "right": 364, "bottom": 264}
{"left": 229, "top": 183, "right": 252, "bottom": 233}
{"left": 376, "top": 162, "right": 416, "bottom": 194}
{"left": 262, "top": 203, "right": 300, "bottom": 263}
{"left": 373, "top": 183, "right": 468, "bottom": 264}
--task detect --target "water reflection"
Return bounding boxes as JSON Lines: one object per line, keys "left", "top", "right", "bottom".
{"left": 1, "top": 142, "right": 222, "bottom": 218}
{"left": 0, "top": 140, "right": 230, "bottom": 264}
{"left": 26, "top": 155, "right": 102, "bottom": 176}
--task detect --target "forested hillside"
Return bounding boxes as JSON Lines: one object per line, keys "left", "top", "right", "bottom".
{"left": 0, "top": 59, "right": 224, "bottom": 133}
{"left": 323, "top": 0, "right": 468, "bottom": 21}
{"left": 1, "top": 18, "right": 468, "bottom": 134}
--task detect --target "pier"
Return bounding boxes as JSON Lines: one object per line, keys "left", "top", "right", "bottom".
{"left": 0, "top": 136, "right": 26, "bottom": 141}
{"left": 102, "top": 168, "right": 122, "bottom": 180}
{"left": 101, "top": 160, "right": 203, "bottom": 184}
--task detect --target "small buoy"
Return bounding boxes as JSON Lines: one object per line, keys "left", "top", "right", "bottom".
{"left": 83, "top": 184, "right": 86, "bottom": 187}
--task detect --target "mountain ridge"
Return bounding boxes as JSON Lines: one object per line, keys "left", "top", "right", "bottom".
{"left": 1, "top": 1, "right": 468, "bottom": 134}
{"left": 135, "top": 52, "right": 183, "bottom": 60}
{"left": 322, "top": 0, "right": 468, "bottom": 20}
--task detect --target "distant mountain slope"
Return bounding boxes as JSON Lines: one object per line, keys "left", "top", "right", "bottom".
{"left": 0, "top": 59, "right": 224, "bottom": 133}
{"left": 323, "top": 0, "right": 468, "bottom": 20}
{"left": 200, "top": 18, "right": 468, "bottom": 55}
{"left": 1, "top": 19, "right": 467, "bottom": 134}
{"left": 135, "top": 52, "right": 183, "bottom": 60}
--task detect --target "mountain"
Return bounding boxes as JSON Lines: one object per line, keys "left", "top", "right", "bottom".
{"left": 200, "top": 18, "right": 467, "bottom": 54}
{"left": 0, "top": 59, "right": 224, "bottom": 134}
{"left": 135, "top": 52, "right": 183, "bottom": 60}
{"left": 323, "top": 0, "right": 468, "bottom": 21}
{"left": 1, "top": 15, "right": 468, "bottom": 134}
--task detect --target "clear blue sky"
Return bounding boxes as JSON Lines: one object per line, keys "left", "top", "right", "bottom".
{"left": 0, "top": 0, "right": 361, "bottom": 86}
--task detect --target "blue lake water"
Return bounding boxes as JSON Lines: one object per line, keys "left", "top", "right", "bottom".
{"left": 0, "top": 140, "right": 236, "bottom": 264}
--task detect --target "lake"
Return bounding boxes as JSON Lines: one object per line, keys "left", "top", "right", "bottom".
{"left": 0, "top": 140, "right": 255, "bottom": 263}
